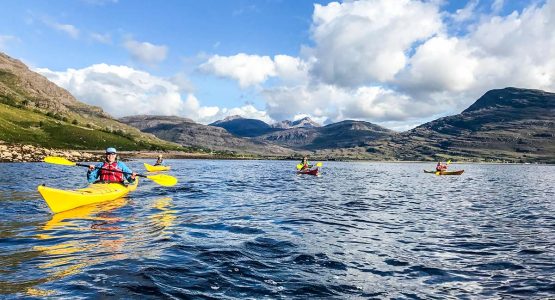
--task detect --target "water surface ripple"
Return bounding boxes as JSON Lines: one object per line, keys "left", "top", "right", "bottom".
{"left": 1, "top": 160, "right": 554, "bottom": 299}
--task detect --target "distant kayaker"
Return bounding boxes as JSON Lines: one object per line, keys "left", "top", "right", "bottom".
{"left": 436, "top": 161, "right": 448, "bottom": 172}
{"left": 300, "top": 156, "right": 311, "bottom": 170}
{"left": 154, "top": 154, "right": 164, "bottom": 166}
{"left": 87, "top": 147, "right": 137, "bottom": 184}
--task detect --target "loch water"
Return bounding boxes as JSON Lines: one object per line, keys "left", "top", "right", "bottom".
{"left": 1, "top": 160, "right": 554, "bottom": 299}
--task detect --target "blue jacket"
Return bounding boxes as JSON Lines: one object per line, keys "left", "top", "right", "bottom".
{"left": 87, "top": 161, "right": 135, "bottom": 183}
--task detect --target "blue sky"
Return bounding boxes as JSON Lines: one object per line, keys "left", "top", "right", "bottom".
{"left": 0, "top": 0, "right": 552, "bottom": 130}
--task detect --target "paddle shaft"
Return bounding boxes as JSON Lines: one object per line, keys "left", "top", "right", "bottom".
{"left": 76, "top": 163, "right": 146, "bottom": 178}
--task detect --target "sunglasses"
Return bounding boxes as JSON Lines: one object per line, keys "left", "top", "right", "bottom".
{"left": 106, "top": 153, "right": 117, "bottom": 155}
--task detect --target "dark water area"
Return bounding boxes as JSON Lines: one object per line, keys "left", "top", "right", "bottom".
{"left": 1, "top": 160, "right": 554, "bottom": 299}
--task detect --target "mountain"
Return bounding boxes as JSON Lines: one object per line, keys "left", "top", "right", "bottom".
{"left": 364, "top": 87, "right": 555, "bottom": 162}
{"left": 119, "top": 115, "right": 293, "bottom": 155}
{"left": 119, "top": 88, "right": 554, "bottom": 162}
{"left": 272, "top": 117, "right": 321, "bottom": 129}
{"left": 0, "top": 52, "right": 183, "bottom": 151}
{"left": 209, "top": 115, "right": 280, "bottom": 137}
{"left": 258, "top": 120, "right": 396, "bottom": 150}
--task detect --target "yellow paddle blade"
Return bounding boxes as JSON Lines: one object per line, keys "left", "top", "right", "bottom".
{"left": 44, "top": 156, "right": 77, "bottom": 166}
{"left": 146, "top": 174, "right": 178, "bottom": 187}
{"left": 296, "top": 164, "right": 303, "bottom": 170}
{"left": 316, "top": 162, "right": 323, "bottom": 167}
{"left": 447, "top": 159, "right": 452, "bottom": 164}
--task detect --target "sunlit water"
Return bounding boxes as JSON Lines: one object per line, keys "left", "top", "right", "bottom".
{"left": 1, "top": 160, "right": 554, "bottom": 299}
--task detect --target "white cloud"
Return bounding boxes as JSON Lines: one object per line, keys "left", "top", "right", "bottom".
{"left": 217, "top": 104, "right": 274, "bottom": 124}
{"left": 199, "top": 53, "right": 276, "bottom": 88}
{"left": 199, "top": 53, "right": 310, "bottom": 88}
{"left": 398, "top": 36, "right": 479, "bottom": 93}
{"left": 35, "top": 64, "right": 205, "bottom": 119}
{"left": 50, "top": 22, "right": 80, "bottom": 39}
{"left": 123, "top": 38, "right": 168, "bottom": 65}
{"left": 273, "top": 55, "right": 310, "bottom": 84}
{"left": 308, "top": 0, "right": 443, "bottom": 86}
{"left": 34, "top": 64, "right": 274, "bottom": 125}
{"left": 262, "top": 83, "right": 445, "bottom": 124}
{"left": 451, "top": 0, "right": 479, "bottom": 23}
{"left": 90, "top": 32, "right": 111, "bottom": 44}
{"left": 170, "top": 72, "right": 195, "bottom": 94}
{"left": 491, "top": 0, "right": 505, "bottom": 14}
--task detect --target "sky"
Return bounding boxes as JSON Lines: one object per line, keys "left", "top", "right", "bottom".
{"left": 0, "top": 0, "right": 553, "bottom": 131}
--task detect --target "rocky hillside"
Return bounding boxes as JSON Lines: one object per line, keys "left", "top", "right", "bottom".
{"left": 258, "top": 120, "right": 396, "bottom": 150}
{"left": 0, "top": 52, "right": 107, "bottom": 118}
{"left": 119, "top": 115, "right": 294, "bottom": 155}
{"left": 363, "top": 87, "right": 555, "bottom": 162}
{"left": 272, "top": 117, "right": 321, "bottom": 129}
{"left": 0, "top": 52, "right": 183, "bottom": 152}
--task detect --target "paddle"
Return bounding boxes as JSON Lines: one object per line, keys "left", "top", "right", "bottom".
{"left": 296, "top": 162, "right": 323, "bottom": 170}
{"left": 435, "top": 159, "right": 452, "bottom": 175}
{"left": 44, "top": 156, "right": 178, "bottom": 187}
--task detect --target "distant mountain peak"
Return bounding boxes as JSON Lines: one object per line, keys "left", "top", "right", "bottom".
{"left": 273, "top": 117, "right": 321, "bottom": 129}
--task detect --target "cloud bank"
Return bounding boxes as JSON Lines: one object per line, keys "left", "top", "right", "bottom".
{"left": 200, "top": 0, "right": 555, "bottom": 130}
{"left": 36, "top": 64, "right": 271, "bottom": 124}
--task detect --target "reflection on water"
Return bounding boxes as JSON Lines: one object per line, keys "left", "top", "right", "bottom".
{"left": 1, "top": 197, "right": 128, "bottom": 297}
{"left": 0, "top": 160, "right": 554, "bottom": 298}
{"left": 150, "top": 197, "right": 176, "bottom": 235}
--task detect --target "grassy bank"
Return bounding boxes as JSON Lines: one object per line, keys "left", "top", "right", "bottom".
{"left": 0, "top": 103, "right": 185, "bottom": 151}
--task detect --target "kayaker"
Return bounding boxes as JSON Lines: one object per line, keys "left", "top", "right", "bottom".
{"left": 435, "top": 162, "right": 447, "bottom": 172}
{"left": 154, "top": 154, "right": 164, "bottom": 166}
{"left": 87, "top": 147, "right": 137, "bottom": 184}
{"left": 300, "top": 156, "right": 311, "bottom": 170}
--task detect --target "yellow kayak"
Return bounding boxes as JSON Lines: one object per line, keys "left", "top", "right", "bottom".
{"left": 144, "top": 163, "right": 171, "bottom": 172}
{"left": 37, "top": 179, "right": 138, "bottom": 213}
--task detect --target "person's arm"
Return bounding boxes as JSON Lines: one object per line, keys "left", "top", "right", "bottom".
{"left": 118, "top": 162, "right": 136, "bottom": 182}
{"left": 87, "top": 163, "right": 102, "bottom": 183}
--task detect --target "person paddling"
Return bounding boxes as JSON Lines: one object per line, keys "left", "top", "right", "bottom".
{"left": 300, "top": 156, "right": 311, "bottom": 171}
{"left": 435, "top": 161, "right": 448, "bottom": 172}
{"left": 88, "top": 147, "right": 137, "bottom": 184}
{"left": 154, "top": 154, "right": 164, "bottom": 166}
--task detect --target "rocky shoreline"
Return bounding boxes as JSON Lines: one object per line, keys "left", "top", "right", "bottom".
{"left": 0, "top": 142, "right": 104, "bottom": 163}
{"left": 0, "top": 142, "right": 293, "bottom": 163}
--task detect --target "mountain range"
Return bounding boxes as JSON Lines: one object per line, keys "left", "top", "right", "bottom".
{"left": 120, "top": 87, "right": 555, "bottom": 163}
{"left": 1, "top": 51, "right": 553, "bottom": 163}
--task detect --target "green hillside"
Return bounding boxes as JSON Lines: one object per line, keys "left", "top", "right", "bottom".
{"left": 0, "top": 102, "right": 184, "bottom": 151}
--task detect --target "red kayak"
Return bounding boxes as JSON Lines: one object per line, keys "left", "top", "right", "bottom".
{"left": 297, "top": 168, "right": 319, "bottom": 176}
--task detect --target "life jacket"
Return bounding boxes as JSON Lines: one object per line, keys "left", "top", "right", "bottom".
{"left": 99, "top": 162, "right": 124, "bottom": 182}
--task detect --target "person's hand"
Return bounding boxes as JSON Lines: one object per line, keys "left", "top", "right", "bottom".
{"left": 131, "top": 172, "right": 137, "bottom": 180}
{"left": 88, "top": 165, "right": 95, "bottom": 171}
